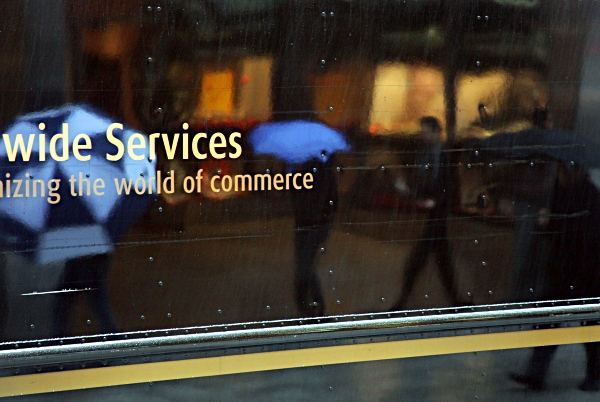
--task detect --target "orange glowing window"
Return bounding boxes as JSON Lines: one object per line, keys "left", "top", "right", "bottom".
{"left": 197, "top": 70, "right": 235, "bottom": 118}
{"left": 313, "top": 70, "right": 369, "bottom": 128}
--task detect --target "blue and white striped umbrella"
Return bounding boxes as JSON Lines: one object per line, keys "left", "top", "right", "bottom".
{"left": 0, "top": 104, "right": 156, "bottom": 264}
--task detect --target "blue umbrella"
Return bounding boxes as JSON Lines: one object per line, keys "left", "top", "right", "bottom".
{"left": 249, "top": 120, "right": 350, "bottom": 164}
{"left": 0, "top": 104, "right": 156, "bottom": 264}
{"left": 475, "top": 128, "right": 600, "bottom": 167}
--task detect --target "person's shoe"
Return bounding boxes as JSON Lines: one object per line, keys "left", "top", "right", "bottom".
{"left": 509, "top": 373, "right": 545, "bottom": 391}
{"left": 579, "top": 377, "right": 600, "bottom": 392}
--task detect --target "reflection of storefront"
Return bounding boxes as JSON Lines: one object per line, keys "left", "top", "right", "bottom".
{"left": 368, "top": 63, "right": 445, "bottom": 136}
{"left": 312, "top": 63, "right": 373, "bottom": 130}
{"left": 365, "top": 65, "right": 549, "bottom": 138}
{"left": 194, "top": 57, "right": 273, "bottom": 127}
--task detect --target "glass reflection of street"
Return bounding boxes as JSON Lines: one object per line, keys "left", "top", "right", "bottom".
{"left": 1, "top": 0, "right": 600, "bottom": 398}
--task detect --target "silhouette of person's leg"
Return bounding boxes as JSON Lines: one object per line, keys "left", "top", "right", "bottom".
{"left": 53, "top": 260, "right": 80, "bottom": 337}
{"left": 511, "top": 204, "right": 537, "bottom": 301}
{"left": 0, "top": 254, "right": 7, "bottom": 341}
{"left": 581, "top": 343, "right": 600, "bottom": 391}
{"left": 83, "top": 254, "right": 119, "bottom": 334}
{"left": 54, "top": 254, "right": 118, "bottom": 336}
{"left": 292, "top": 159, "right": 337, "bottom": 316}
{"left": 511, "top": 345, "right": 558, "bottom": 391}
{"left": 393, "top": 227, "right": 434, "bottom": 310}
{"left": 528, "top": 345, "right": 557, "bottom": 383}
{"left": 294, "top": 227, "right": 326, "bottom": 316}
{"left": 434, "top": 224, "right": 459, "bottom": 305}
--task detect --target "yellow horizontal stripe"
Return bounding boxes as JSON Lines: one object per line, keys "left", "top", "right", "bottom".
{"left": 1, "top": 325, "right": 599, "bottom": 398}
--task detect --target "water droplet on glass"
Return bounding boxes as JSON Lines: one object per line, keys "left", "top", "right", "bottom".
{"left": 476, "top": 61, "right": 481, "bottom": 67}
{"left": 329, "top": 106, "right": 334, "bottom": 112}
{"left": 86, "top": 173, "right": 90, "bottom": 178}
{"left": 477, "top": 15, "right": 481, "bottom": 20}
{"left": 321, "top": 60, "right": 326, "bottom": 65}
{"left": 529, "top": 288, "right": 534, "bottom": 293}
{"left": 467, "top": 292, "right": 472, "bottom": 297}
{"left": 381, "top": 297, "right": 385, "bottom": 302}
{"left": 266, "top": 169, "right": 270, "bottom": 174}
{"left": 381, "top": 166, "right": 385, "bottom": 170}
{"left": 474, "top": 239, "right": 479, "bottom": 245}
{"left": 321, "top": 11, "right": 326, "bottom": 17}
{"left": 30, "top": 324, "right": 34, "bottom": 329}
{"left": 266, "top": 305, "right": 271, "bottom": 310}
{"left": 87, "top": 320, "right": 91, "bottom": 325}
{"left": 313, "top": 301, "right": 318, "bottom": 306}
{"left": 158, "top": 207, "right": 163, "bottom": 212}
{"left": 467, "top": 163, "right": 472, "bottom": 169}
{"left": 330, "top": 12, "right": 334, "bottom": 17}
{"left": 156, "top": 6, "right": 161, "bottom": 11}
{"left": 321, "top": 247, "right": 325, "bottom": 252}
{"left": 147, "top": 6, "right": 152, "bottom": 11}
{"left": 149, "top": 257, "right": 153, "bottom": 262}
{"left": 157, "top": 107, "right": 163, "bottom": 113}
{"left": 329, "top": 200, "right": 333, "bottom": 205}
{"left": 570, "top": 285, "right": 574, "bottom": 290}
{"left": 571, "top": 161, "right": 575, "bottom": 166}
{"left": 140, "top": 172, "right": 144, "bottom": 177}
{"left": 217, "top": 169, "right": 221, "bottom": 175}
{"left": 167, "top": 313, "right": 172, "bottom": 318}
{"left": 488, "top": 290, "right": 493, "bottom": 295}
{"left": 481, "top": 261, "right": 486, "bottom": 266}
{"left": 217, "top": 309, "right": 222, "bottom": 314}
{"left": 329, "top": 386, "right": 333, "bottom": 391}
{"left": 485, "top": 15, "right": 489, "bottom": 21}
{"left": 147, "top": 57, "right": 153, "bottom": 63}
{"left": 336, "top": 300, "right": 341, "bottom": 305}
{"left": 475, "top": 150, "right": 479, "bottom": 156}
{"left": 424, "top": 295, "right": 429, "bottom": 299}
{"left": 337, "top": 166, "right": 341, "bottom": 172}
{"left": 158, "top": 281, "right": 163, "bottom": 286}
{"left": 329, "top": 270, "right": 333, "bottom": 275}
{"left": 313, "top": 168, "right": 317, "bottom": 173}
{"left": 530, "top": 162, "right": 534, "bottom": 167}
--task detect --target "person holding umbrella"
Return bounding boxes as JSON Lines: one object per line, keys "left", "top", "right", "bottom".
{"left": 510, "top": 162, "right": 600, "bottom": 392}
{"left": 473, "top": 125, "right": 600, "bottom": 391}
{"left": 0, "top": 105, "right": 156, "bottom": 338}
{"left": 392, "top": 116, "right": 460, "bottom": 310}
{"left": 249, "top": 120, "right": 349, "bottom": 316}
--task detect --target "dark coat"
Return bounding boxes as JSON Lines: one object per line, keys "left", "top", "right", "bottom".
{"left": 545, "top": 175, "right": 600, "bottom": 300}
